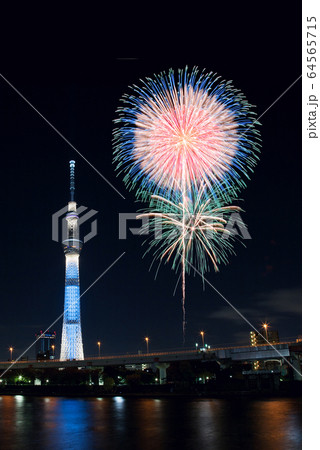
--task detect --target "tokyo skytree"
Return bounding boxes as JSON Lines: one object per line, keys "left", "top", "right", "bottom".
{"left": 60, "top": 160, "right": 84, "bottom": 361}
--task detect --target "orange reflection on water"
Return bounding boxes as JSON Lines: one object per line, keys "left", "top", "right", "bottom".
{"left": 250, "top": 399, "right": 302, "bottom": 449}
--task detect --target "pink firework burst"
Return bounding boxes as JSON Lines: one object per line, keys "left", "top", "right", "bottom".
{"left": 113, "top": 67, "right": 260, "bottom": 200}
{"left": 135, "top": 87, "right": 238, "bottom": 191}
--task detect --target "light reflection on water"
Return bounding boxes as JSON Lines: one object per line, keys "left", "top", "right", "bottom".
{"left": 0, "top": 396, "right": 301, "bottom": 449}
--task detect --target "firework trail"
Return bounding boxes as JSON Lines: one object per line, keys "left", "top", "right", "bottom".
{"left": 113, "top": 67, "right": 261, "bottom": 341}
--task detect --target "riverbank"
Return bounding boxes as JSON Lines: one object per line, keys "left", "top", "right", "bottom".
{"left": 0, "top": 381, "right": 301, "bottom": 399}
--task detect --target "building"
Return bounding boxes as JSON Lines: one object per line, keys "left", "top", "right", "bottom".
{"left": 35, "top": 331, "right": 56, "bottom": 360}
{"left": 250, "top": 328, "right": 279, "bottom": 346}
{"left": 60, "top": 161, "right": 84, "bottom": 361}
{"left": 250, "top": 328, "right": 280, "bottom": 371}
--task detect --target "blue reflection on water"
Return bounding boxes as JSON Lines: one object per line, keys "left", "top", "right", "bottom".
{"left": 113, "top": 396, "right": 125, "bottom": 406}
{"left": 47, "top": 398, "right": 91, "bottom": 449}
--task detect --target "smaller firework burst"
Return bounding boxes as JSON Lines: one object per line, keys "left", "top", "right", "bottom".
{"left": 137, "top": 187, "right": 244, "bottom": 339}
{"left": 137, "top": 190, "right": 242, "bottom": 277}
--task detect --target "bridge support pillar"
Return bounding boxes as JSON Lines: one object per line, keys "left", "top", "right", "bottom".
{"left": 291, "top": 357, "right": 302, "bottom": 381}
{"left": 156, "top": 363, "right": 170, "bottom": 384}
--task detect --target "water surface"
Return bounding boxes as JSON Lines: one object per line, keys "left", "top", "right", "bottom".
{"left": 0, "top": 395, "right": 302, "bottom": 449}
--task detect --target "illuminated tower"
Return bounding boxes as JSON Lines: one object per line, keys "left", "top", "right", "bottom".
{"left": 60, "top": 160, "right": 84, "bottom": 361}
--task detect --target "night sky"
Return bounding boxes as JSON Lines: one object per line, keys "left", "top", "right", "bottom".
{"left": 0, "top": 4, "right": 301, "bottom": 360}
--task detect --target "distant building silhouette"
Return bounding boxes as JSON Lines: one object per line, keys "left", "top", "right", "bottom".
{"left": 35, "top": 331, "right": 56, "bottom": 360}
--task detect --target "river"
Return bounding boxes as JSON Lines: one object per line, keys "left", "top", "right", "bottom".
{"left": 0, "top": 395, "right": 301, "bottom": 449}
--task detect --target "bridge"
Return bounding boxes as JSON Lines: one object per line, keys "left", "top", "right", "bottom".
{"left": 0, "top": 340, "right": 302, "bottom": 382}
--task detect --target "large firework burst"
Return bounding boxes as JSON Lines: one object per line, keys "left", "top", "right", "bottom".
{"left": 113, "top": 66, "right": 261, "bottom": 202}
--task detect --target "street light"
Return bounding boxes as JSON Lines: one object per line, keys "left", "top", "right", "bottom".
{"left": 200, "top": 331, "right": 205, "bottom": 348}
{"left": 145, "top": 337, "right": 149, "bottom": 353}
{"left": 9, "top": 347, "right": 13, "bottom": 361}
{"left": 262, "top": 323, "right": 269, "bottom": 342}
{"left": 97, "top": 341, "right": 101, "bottom": 357}
{"left": 51, "top": 345, "right": 55, "bottom": 359}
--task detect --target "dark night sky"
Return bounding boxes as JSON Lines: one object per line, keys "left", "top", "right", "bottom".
{"left": 0, "top": 4, "right": 301, "bottom": 360}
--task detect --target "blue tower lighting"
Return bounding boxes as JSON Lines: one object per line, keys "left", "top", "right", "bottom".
{"left": 60, "top": 160, "right": 84, "bottom": 361}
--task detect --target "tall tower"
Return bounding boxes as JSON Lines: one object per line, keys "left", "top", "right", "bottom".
{"left": 60, "top": 160, "right": 84, "bottom": 361}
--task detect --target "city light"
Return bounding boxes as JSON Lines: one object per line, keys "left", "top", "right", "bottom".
{"left": 200, "top": 331, "right": 205, "bottom": 348}
{"left": 9, "top": 347, "right": 13, "bottom": 361}
{"left": 97, "top": 341, "right": 101, "bottom": 357}
{"left": 262, "top": 322, "right": 270, "bottom": 342}
{"left": 145, "top": 337, "right": 149, "bottom": 353}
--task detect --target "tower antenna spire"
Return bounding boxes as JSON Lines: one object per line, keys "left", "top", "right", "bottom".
{"left": 69, "top": 160, "right": 75, "bottom": 202}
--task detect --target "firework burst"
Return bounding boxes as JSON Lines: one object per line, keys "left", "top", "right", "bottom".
{"left": 137, "top": 189, "right": 243, "bottom": 336}
{"left": 113, "top": 66, "right": 261, "bottom": 201}
{"left": 138, "top": 193, "right": 241, "bottom": 275}
{"left": 113, "top": 66, "right": 261, "bottom": 342}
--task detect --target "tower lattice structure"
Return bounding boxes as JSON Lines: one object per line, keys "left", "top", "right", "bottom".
{"left": 60, "top": 160, "right": 84, "bottom": 361}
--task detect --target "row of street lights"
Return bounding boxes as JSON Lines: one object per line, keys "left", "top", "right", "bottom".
{"left": 8, "top": 332, "right": 202, "bottom": 361}
{"left": 96, "top": 333, "right": 207, "bottom": 357}
{"left": 96, "top": 337, "right": 150, "bottom": 356}
{"left": 7, "top": 324, "right": 271, "bottom": 361}
{"left": 195, "top": 324, "right": 271, "bottom": 350}
{"left": 143, "top": 332, "right": 207, "bottom": 355}
{"left": 8, "top": 339, "right": 150, "bottom": 360}
{"left": 75, "top": 325, "right": 267, "bottom": 359}
{"left": 8, "top": 345, "right": 56, "bottom": 361}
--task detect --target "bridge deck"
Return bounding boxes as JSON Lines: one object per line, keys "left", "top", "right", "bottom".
{"left": 0, "top": 341, "right": 300, "bottom": 370}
